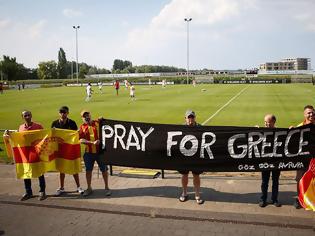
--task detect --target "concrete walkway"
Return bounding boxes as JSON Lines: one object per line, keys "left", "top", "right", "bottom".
{"left": 0, "top": 164, "right": 314, "bottom": 235}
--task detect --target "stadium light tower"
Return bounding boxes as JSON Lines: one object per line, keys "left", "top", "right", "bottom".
{"left": 184, "top": 18, "right": 192, "bottom": 85}
{"left": 73, "top": 25, "right": 80, "bottom": 84}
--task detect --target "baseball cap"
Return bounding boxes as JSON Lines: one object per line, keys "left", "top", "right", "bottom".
{"left": 185, "top": 110, "right": 195, "bottom": 118}
{"left": 80, "top": 110, "right": 90, "bottom": 117}
{"left": 59, "top": 106, "right": 69, "bottom": 113}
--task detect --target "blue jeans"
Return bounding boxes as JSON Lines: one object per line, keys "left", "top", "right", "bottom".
{"left": 24, "top": 175, "right": 46, "bottom": 195}
{"left": 260, "top": 170, "right": 280, "bottom": 202}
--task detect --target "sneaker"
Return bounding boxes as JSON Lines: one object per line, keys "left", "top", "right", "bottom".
{"left": 38, "top": 192, "right": 46, "bottom": 201}
{"left": 259, "top": 200, "right": 267, "bottom": 208}
{"left": 272, "top": 201, "right": 281, "bottom": 207}
{"left": 83, "top": 188, "right": 92, "bottom": 197}
{"left": 77, "top": 187, "right": 84, "bottom": 195}
{"left": 294, "top": 199, "right": 302, "bottom": 209}
{"left": 54, "top": 188, "right": 65, "bottom": 197}
{"left": 195, "top": 196, "right": 204, "bottom": 205}
{"left": 104, "top": 189, "right": 112, "bottom": 196}
{"left": 20, "top": 193, "right": 33, "bottom": 201}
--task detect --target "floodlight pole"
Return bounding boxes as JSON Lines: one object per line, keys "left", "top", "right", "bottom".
{"left": 73, "top": 25, "right": 80, "bottom": 84}
{"left": 71, "top": 60, "right": 73, "bottom": 80}
{"left": 184, "top": 18, "right": 192, "bottom": 85}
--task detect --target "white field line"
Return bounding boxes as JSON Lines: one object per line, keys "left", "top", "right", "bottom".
{"left": 202, "top": 85, "right": 250, "bottom": 125}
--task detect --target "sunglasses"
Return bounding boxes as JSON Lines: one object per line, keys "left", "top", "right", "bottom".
{"left": 59, "top": 110, "right": 67, "bottom": 114}
{"left": 23, "top": 114, "right": 31, "bottom": 118}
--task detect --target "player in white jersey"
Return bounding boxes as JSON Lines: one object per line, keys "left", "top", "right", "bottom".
{"left": 85, "top": 83, "right": 93, "bottom": 101}
{"left": 130, "top": 83, "right": 135, "bottom": 101}
{"left": 98, "top": 82, "right": 103, "bottom": 94}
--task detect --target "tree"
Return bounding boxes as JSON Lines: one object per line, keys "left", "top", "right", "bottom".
{"left": 0, "top": 55, "right": 19, "bottom": 81}
{"left": 57, "top": 48, "right": 67, "bottom": 79}
{"left": 112, "top": 59, "right": 124, "bottom": 71}
{"left": 37, "top": 61, "right": 58, "bottom": 80}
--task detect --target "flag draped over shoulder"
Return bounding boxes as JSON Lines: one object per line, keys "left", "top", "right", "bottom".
{"left": 298, "top": 158, "right": 315, "bottom": 211}
{"left": 7, "top": 128, "right": 81, "bottom": 179}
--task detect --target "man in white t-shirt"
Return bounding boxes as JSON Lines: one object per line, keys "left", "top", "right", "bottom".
{"left": 98, "top": 82, "right": 103, "bottom": 94}
{"left": 85, "top": 83, "right": 93, "bottom": 101}
{"left": 130, "top": 83, "right": 135, "bottom": 100}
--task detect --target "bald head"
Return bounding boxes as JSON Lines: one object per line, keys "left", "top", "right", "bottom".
{"left": 264, "top": 114, "right": 276, "bottom": 128}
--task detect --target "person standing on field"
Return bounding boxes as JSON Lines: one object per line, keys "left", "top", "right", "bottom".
{"left": 114, "top": 80, "right": 120, "bottom": 96}
{"left": 85, "top": 83, "right": 93, "bottom": 101}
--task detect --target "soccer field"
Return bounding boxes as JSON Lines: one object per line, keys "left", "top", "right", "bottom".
{"left": 1, "top": 83, "right": 315, "bottom": 131}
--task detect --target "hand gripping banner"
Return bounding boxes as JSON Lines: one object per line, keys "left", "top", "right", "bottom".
{"left": 100, "top": 119, "right": 315, "bottom": 172}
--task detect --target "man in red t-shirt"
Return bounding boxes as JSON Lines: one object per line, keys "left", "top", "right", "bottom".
{"left": 114, "top": 80, "right": 120, "bottom": 96}
{"left": 0, "top": 82, "right": 3, "bottom": 94}
{"left": 5, "top": 110, "right": 46, "bottom": 201}
{"left": 79, "top": 110, "right": 111, "bottom": 197}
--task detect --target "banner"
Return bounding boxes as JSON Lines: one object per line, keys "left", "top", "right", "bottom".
{"left": 8, "top": 128, "right": 81, "bottom": 179}
{"left": 298, "top": 158, "right": 315, "bottom": 211}
{"left": 100, "top": 119, "right": 315, "bottom": 172}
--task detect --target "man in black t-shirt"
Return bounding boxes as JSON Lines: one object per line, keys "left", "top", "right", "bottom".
{"left": 51, "top": 106, "right": 84, "bottom": 196}
{"left": 178, "top": 110, "right": 204, "bottom": 205}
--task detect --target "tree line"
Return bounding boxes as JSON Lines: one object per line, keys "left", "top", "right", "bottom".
{"left": 0, "top": 48, "right": 186, "bottom": 81}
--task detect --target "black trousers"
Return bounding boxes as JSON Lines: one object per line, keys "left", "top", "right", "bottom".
{"left": 24, "top": 175, "right": 46, "bottom": 195}
{"left": 260, "top": 170, "right": 280, "bottom": 202}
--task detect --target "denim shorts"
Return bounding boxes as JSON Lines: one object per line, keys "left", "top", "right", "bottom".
{"left": 83, "top": 152, "right": 108, "bottom": 172}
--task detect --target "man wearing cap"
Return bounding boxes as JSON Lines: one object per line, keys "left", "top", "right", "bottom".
{"left": 79, "top": 110, "right": 111, "bottom": 197}
{"left": 178, "top": 110, "right": 204, "bottom": 204}
{"left": 51, "top": 106, "right": 84, "bottom": 196}
{"left": 5, "top": 110, "right": 46, "bottom": 201}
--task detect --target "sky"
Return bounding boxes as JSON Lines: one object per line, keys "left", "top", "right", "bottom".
{"left": 0, "top": 0, "right": 314, "bottom": 70}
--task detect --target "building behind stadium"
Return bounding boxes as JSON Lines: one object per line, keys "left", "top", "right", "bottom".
{"left": 259, "top": 58, "right": 312, "bottom": 75}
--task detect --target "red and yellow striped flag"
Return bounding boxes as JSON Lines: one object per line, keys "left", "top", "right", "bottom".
{"left": 298, "top": 158, "right": 315, "bottom": 211}
{"left": 8, "top": 128, "right": 81, "bottom": 179}
{"left": 3, "top": 135, "right": 13, "bottom": 160}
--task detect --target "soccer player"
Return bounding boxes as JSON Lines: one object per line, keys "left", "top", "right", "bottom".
{"left": 129, "top": 83, "right": 135, "bottom": 100}
{"left": 85, "top": 83, "right": 93, "bottom": 101}
{"left": 98, "top": 82, "right": 103, "bottom": 94}
{"left": 114, "top": 80, "right": 120, "bottom": 96}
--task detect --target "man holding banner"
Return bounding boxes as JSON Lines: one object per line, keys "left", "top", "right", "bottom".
{"left": 6, "top": 110, "right": 47, "bottom": 201}
{"left": 259, "top": 114, "right": 281, "bottom": 207}
{"left": 79, "top": 110, "right": 111, "bottom": 197}
{"left": 294, "top": 105, "right": 315, "bottom": 209}
{"left": 178, "top": 110, "right": 204, "bottom": 205}
{"left": 51, "top": 106, "right": 84, "bottom": 196}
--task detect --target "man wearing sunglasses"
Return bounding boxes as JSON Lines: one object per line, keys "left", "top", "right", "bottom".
{"left": 51, "top": 106, "right": 84, "bottom": 196}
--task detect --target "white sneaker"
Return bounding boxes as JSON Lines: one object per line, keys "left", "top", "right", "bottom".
{"left": 77, "top": 187, "right": 84, "bottom": 195}
{"left": 55, "top": 188, "right": 65, "bottom": 196}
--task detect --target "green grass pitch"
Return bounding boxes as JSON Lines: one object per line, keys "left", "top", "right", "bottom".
{"left": 1, "top": 83, "right": 315, "bottom": 129}
{"left": 1, "top": 83, "right": 315, "bottom": 160}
